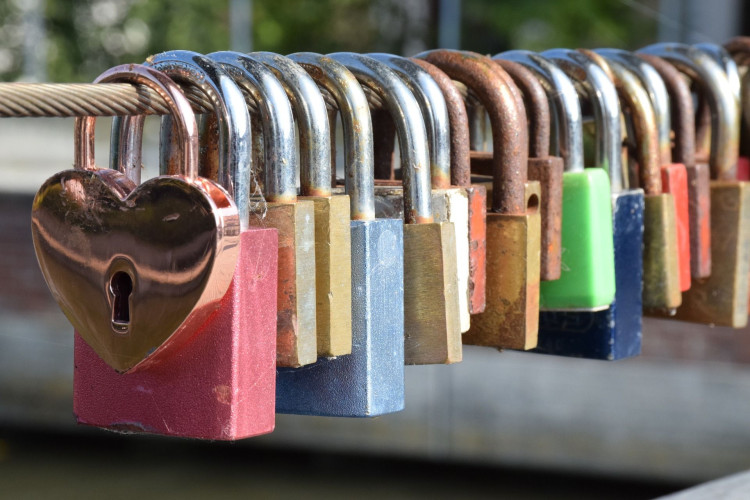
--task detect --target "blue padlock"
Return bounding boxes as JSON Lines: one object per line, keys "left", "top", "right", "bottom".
{"left": 276, "top": 53, "right": 405, "bottom": 417}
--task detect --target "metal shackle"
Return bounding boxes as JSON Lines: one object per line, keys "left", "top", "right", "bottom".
{"left": 410, "top": 58, "right": 471, "bottom": 188}
{"left": 330, "top": 52, "right": 433, "bottom": 224}
{"left": 252, "top": 52, "right": 332, "bottom": 198}
{"left": 208, "top": 51, "right": 297, "bottom": 204}
{"left": 369, "top": 53, "right": 451, "bottom": 189}
{"left": 639, "top": 43, "right": 740, "bottom": 181}
{"left": 543, "top": 48, "right": 624, "bottom": 191}
{"left": 81, "top": 64, "right": 199, "bottom": 180}
{"left": 417, "top": 49, "right": 529, "bottom": 215}
{"left": 288, "top": 52, "right": 375, "bottom": 221}
{"left": 497, "top": 50, "right": 584, "bottom": 173}
{"left": 129, "top": 50, "right": 252, "bottom": 229}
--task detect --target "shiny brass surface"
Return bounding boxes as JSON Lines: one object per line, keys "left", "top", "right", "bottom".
{"left": 249, "top": 201, "right": 317, "bottom": 367}
{"left": 31, "top": 170, "right": 240, "bottom": 373}
{"left": 465, "top": 181, "right": 541, "bottom": 350}
{"left": 300, "top": 194, "right": 353, "bottom": 357}
{"left": 673, "top": 182, "right": 750, "bottom": 327}
{"left": 403, "top": 222, "right": 461, "bottom": 364}
{"left": 642, "top": 193, "right": 682, "bottom": 311}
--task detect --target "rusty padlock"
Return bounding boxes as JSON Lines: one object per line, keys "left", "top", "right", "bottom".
{"left": 368, "top": 53, "right": 471, "bottom": 333}
{"left": 501, "top": 50, "right": 642, "bottom": 359}
{"left": 70, "top": 60, "right": 278, "bottom": 439}
{"left": 252, "top": 51, "right": 353, "bottom": 359}
{"left": 411, "top": 57, "right": 488, "bottom": 315}
{"left": 419, "top": 49, "right": 540, "bottom": 350}
{"left": 277, "top": 52, "right": 406, "bottom": 416}
{"left": 641, "top": 43, "right": 750, "bottom": 327}
{"left": 596, "top": 49, "right": 692, "bottom": 293}
{"left": 332, "top": 52, "right": 461, "bottom": 365}
{"left": 638, "top": 53, "right": 712, "bottom": 280}
{"left": 493, "top": 58, "right": 564, "bottom": 281}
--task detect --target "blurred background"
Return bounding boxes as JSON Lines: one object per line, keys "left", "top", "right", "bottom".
{"left": 2, "top": 0, "right": 750, "bottom": 498}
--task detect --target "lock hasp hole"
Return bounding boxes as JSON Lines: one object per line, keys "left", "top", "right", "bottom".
{"left": 527, "top": 193, "right": 539, "bottom": 214}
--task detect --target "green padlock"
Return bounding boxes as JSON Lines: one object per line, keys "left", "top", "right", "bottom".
{"left": 501, "top": 50, "right": 616, "bottom": 310}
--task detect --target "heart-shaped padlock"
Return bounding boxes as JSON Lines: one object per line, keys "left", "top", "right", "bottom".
{"left": 31, "top": 64, "right": 240, "bottom": 373}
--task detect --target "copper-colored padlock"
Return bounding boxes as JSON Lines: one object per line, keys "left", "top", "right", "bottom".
{"left": 420, "top": 49, "right": 540, "bottom": 350}
{"left": 252, "top": 52, "right": 353, "bottom": 358}
{"left": 638, "top": 53, "right": 712, "bottom": 280}
{"left": 641, "top": 43, "right": 750, "bottom": 327}
{"left": 411, "top": 58, "right": 488, "bottom": 315}
{"left": 332, "top": 52, "right": 462, "bottom": 365}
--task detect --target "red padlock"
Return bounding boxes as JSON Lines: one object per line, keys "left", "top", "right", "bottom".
{"left": 74, "top": 56, "right": 278, "bottom": 440}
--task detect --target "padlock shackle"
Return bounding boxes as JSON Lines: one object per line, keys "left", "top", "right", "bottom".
{"left": 252, "top": 52, "right": 332, "bottom": 198}
{"left": 597, "top": 49, "right": 673, "bottom": 167}
{"left": 288, "top": 52, "right": 376, "bottom": 221}
{"left": 369, "top": 54, "right": 452, "bottom": 190}
{"left": 637, "top": 54, "right": 696, "bottom": 168}
{"left": 411, "top": 58, "right": 471, "bottom": 188}
{"left": 603, "top": 59, "right": 663, "bottom": 195}
{"left": 207, "top": 52, "right": 297, "bottom": 205}
{"left": 494, "top": 59, "right": 550, "bottom": 160}
{"left": 79, "top": 64, "right": 199, "bottom": 180}
{"left": 330, "top": 52, "right": 433, "bottom": 224}
{"left": 639, "top": 43, "right": 740, "bottom": 181}
{"left": 496, "top": 51, "right": 584, "bottom": 173}
{"left": 417, "top": 50, "right": 529, "bottom": 215}
{"left": 695, "top": 43, "right": 742, "bottom": 102}
{"left": 128, "top": 51, "right": 252, "bottom": 229}
{"left": 543, "top": 49, "right": 624, "bottom": 192}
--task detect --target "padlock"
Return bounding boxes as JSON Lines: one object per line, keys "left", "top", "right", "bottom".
{"left": 410, "top": 57, "right": 488, "bottom": 314}
{"left": 366, "top": 54, "right": 470, "bottom": 334}
{"left": 641, "top": 43, "right": 750, "bottom": 327}
{"left": 638, "top": 53, "right": 712, "bottom": 280}
{"left": 419, "top": 49, "right": 540, "bottom": 350}
{"left": 250, "top": 52, "right": 352, "bottom": 359}
{"left": 187, "top": 53, "right": 309, "bottom": 367}
{"left": 64, "top": 61, "right": 278, "bottom": 439}
{"left": 595, "top": 49, "right": 692, "bottom": 293}
{"left": 502, "top": 49, "right": 616, "bottom": 311}
{"left": 500, "top": 50, "right": 643, "bottom": 359}
{"left": 493, "top": 58, "right": 564, "bottom": 281}
{"left": 331, "top": 52, "right": 461, "bottom": 365}
{"left": 276, "top": 52, "right": 405, "bottom": 416}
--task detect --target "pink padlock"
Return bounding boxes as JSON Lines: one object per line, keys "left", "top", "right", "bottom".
{"left": 72, "top": 55, "right": 278, "bottom": 440}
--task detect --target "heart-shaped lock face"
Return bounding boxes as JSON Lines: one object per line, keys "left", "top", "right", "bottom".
{"left": 31, "top": 167, "right": 240, "bottom": 373}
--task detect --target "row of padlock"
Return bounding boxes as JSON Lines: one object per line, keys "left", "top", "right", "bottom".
{"left": 27, "top": 40, "right": 750, "bottom": 440}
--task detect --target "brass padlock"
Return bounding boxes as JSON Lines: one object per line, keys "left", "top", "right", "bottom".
{"left": 250, "top": 52, "right": 353, "bottom": 358}
{"left": 331, "top": 52, "right": 462, "bottom": 365}
{"left": 637, "top": 53, "right": 712, "bottom": 281}
{"left": 411, "top": 57, "right": 488, "bottom": 315}
{"left": 369, "top": 53, "right": 471, "bottom": 333}
{"left": 641, "top": 43, "right": 750, "bottom": 327}
{"left": 420, "top": 49, "right": 540, "bottom": 350}
{"left": 596, "top": 55, "right": 682, "bottom": 312}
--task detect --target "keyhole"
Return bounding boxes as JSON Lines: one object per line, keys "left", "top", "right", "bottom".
{"left": 110, "top": 271, "right": 133, "bottom": 333}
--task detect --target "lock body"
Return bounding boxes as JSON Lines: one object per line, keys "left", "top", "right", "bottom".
{"left": 673, "top": 181, "right": 750, "bottom": 327}
{"left": 299, "top": 194, "right": 353, "bottom": 357}
{"left": 536, "top": 190, "right": 644, "bottom": 359}
{"left": 74, "top": 229, "right": 279, "bottom": 439}
{"left": 642, "top": 193, "right": 682, "bottom": 311}
{"left": 687, "top": 163, "right": 712, "bottom": 278}
{"left": 539, "top": 168, "right": 616, "bottom": 310}
{"left": 465, "top": 181, "right": 541, "bottom": 350}
{"left": 276, "top": 219, "right": 405, "bottom": 416}
{"left": 403, "top": 221, "right": 462, "bottom": 364}
{"left": 660, "top": 163, "right": 692, "bottom": 291}
{"left": 528, "top": 156, "right": 564, "bottom": 281}
{"left": 465, "top": 185, "right": 488, "bottom": 313}
{"left": 249, "top": 201, "right": 317, "bottom": 367}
